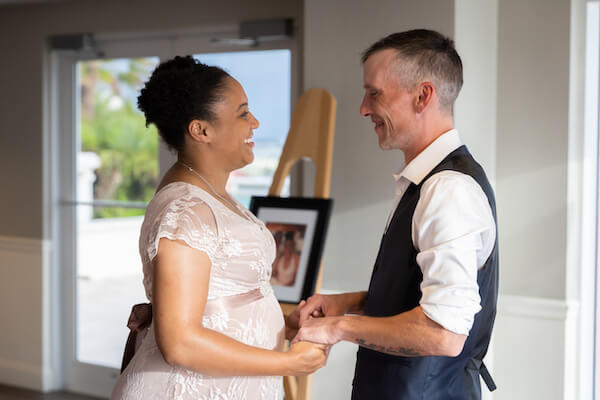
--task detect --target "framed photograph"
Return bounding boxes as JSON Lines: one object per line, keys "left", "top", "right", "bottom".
{"left": 249, "top": 196, "right": 333, "bottom": 304}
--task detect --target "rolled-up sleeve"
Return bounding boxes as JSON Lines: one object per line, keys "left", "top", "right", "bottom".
{"left": 412, "top": 171, "right": 496, "bottom": 335}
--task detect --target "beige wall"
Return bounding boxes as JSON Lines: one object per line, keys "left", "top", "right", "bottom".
{"left": 496, "top": 0, "right": 571, "bottom": 299}
{"left": 304, "top": 0, "right": 455, "bottom": 293}
{"left": 454, "top": 0, "right": 498, "bottom": 182}
{"left": 0, "top": 238, "right": 45, "bottom": 389}
{"left": 0, "top": 0, "right": 302, "bottom": 239}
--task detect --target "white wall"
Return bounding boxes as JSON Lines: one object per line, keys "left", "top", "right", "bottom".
{"left": 454, "top": 0, "right": 498, "bottom": 183}
{"left": 491, "top": 1, "right": 576, "bottom": 393}
{"left": 493, "top": 296, "right": 577, "bottom": 400}
{"left": 453, "top": 3, "right": 498, "bottom": 398}
{"left": 496, "top": 0, "right": 570, "bottom": 299}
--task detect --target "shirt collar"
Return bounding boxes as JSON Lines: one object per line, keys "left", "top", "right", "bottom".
{"left": 393, "top": 129, "right": 463, "bottom": 185}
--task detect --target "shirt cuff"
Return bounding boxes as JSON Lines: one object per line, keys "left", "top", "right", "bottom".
{"left": 420, "top": 301, "right": 481, "bottom": 336}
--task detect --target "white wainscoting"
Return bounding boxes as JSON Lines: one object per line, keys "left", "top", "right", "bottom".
{"left": 0, "top": 236, "right": 51, "bottom": 391}
{"left": 492, "top": 295, "right": 577, "bottom": 400}
{"left": 311, "top": 291, "right": 576, "bottom": 400}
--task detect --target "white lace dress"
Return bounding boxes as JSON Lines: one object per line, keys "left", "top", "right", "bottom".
{"left": 111, "top": 182, "right": 285, "bottom": 400}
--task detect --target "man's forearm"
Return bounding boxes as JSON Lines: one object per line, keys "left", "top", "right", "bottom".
{"left": 335, "top": 306, "right": 466, "bottom": 357}
{"left": 340, "top": 291, "right": 367, "bottom": 315}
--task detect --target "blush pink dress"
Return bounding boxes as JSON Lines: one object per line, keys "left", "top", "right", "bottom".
{"left": 111, "top": 182, "right": 285, "bottom": 400}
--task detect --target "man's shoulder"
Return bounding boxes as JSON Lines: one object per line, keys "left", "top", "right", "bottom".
{"left": 416, "top": 170, "right": 493, "bottom": 223}
{"left": 421, "top": 170, "right": 480, "bottom": 194}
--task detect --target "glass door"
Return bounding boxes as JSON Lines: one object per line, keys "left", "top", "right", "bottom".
{"left": 57, "top": 41, "right": 169, "bottom": 396}
{"left": 75, "top": 56, "right": 160, "bottom": 365}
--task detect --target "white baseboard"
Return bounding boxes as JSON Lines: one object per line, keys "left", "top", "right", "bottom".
{"left": 0, "top": 357, "right": 44, "bottom": 391}
{"left": 498, "top": 294, "right": 573, "bottom": 320}
{"left": 0, "top": 235, "right": 46, "bottom": 255}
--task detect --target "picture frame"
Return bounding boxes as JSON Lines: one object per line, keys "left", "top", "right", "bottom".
{"left": 249, "top": 196, "right": 333, "bottom": 304}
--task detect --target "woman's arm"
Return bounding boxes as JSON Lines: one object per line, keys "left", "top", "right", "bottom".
{"left": 153, "top": 238, "right": 326, "bottom": 376}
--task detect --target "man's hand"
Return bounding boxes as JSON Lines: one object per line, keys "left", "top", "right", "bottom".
{"left": 292, "top": 316, "right": 343, "bottom": 346}
{"left": 298, "top": 294, "right": 350, "bottom": 326}
{"left": 284, "top": 300, "right": 306, "bottom": 341}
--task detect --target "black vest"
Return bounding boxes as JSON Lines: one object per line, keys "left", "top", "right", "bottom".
{"left": 352, "top": 146, "right": 498, "bottom": 400}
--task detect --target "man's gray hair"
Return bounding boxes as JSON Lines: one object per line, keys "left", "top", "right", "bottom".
{"left": 362, "top": 29, "right": 463, "bottom": 114}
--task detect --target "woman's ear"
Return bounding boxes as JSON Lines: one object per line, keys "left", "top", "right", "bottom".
{"left": 187, "top": 119, "right": 211, "bottom": 143}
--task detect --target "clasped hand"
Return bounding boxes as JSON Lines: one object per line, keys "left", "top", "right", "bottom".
{"left": 286, "top": 294, "right": 345, "bottom": 347}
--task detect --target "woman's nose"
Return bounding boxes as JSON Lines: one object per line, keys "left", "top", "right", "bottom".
{"left": 251, "top": 112, "right": 259, "bottom": 129}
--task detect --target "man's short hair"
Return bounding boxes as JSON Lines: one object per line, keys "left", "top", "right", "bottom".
{"left": 362, "top": 29, "right": 463, "bottom": 113}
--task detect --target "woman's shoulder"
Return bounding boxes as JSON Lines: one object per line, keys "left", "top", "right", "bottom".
{"left": 151, "top": 182, "right": 216, "bottom": 209}
{"left": 142, "top": 182, "right": 221, "bottom": 264}
{"left": 146, "top": 182, "right": 220, "bottom": 228}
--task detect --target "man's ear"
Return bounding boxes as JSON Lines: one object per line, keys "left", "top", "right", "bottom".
{"left": 415, "top": 82, "right": 434, "bottom": 114}
{"left": 187, "top": 119, "right": 212, "bottom": 143}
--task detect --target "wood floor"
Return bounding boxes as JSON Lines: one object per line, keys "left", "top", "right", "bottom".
{"left": 0, "top": 385, "right": 105, "bottom": 400}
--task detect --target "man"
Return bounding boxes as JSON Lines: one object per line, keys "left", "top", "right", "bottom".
{"left": 292, "top": 29, "right": 498, "bottom": 399}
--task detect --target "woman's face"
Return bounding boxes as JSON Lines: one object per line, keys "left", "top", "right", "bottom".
{"left": 209, "top": 77, "right": 259, "bottom": 170}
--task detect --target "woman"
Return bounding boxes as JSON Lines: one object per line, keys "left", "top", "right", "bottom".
{"left": 111, "top": 56, "right": 326, "bottom": 399}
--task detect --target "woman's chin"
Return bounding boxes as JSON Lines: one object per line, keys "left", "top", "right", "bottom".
{"left": 243, "top": 153, "right": 254, "bottom": 166}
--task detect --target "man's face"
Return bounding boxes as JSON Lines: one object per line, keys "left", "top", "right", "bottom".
{"left": 360, "top": 49, "right": 417, "bottom": 151}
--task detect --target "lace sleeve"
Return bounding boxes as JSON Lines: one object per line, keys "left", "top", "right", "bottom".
{"left": 147, "top": 196, "right": 219, "bottom": 264}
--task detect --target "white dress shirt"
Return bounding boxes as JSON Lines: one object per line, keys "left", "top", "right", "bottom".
{"left": 387, "top": 129, "right": 496, "bottom": 335}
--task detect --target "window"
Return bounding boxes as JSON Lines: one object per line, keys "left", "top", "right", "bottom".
{"left": 195, "top": 50, "right": 291, "bottom": 206}
{"left": 76, "top": 57, "right": 159, "bottom": 368}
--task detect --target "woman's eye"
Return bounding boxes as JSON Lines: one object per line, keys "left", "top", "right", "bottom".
{"left": 240, "top": 111, "right": 249, "bottom": 118}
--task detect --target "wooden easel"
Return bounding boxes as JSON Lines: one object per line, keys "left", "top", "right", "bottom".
{"left": 267, "top": 88, "right": 336, "bottom": 400}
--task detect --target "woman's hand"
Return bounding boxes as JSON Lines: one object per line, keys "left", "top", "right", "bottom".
{"left": 292, "top": 316, "right": 343, "bottom": 346}
{"left": 284, "top": 300, "right": 306, "bottom": 340}
{"left": 284, "top": 341, "right": 327, "bottom": 376}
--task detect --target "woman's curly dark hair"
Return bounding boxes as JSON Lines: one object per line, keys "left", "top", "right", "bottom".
{"left": 137, "top": 55, "right": 230, "bottom": 152}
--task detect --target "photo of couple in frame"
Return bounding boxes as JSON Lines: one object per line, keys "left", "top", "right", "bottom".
{"left": 250, "top": 196, "right": 333, "bottom": 304}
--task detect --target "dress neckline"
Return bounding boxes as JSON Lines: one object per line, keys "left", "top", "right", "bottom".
{"left": 156, "top": 181, "right": 258, "bottom": 224}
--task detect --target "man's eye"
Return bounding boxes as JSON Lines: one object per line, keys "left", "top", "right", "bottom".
{"left": 370, "top": 91, "right": 378, "bottom": 97}
{"left": 240, "top": 111, "right": 249, "bottom": 118}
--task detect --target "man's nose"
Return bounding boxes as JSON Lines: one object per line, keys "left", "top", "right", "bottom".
{"left": 359, "top": 96, "right": 371, "bottom": 117}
